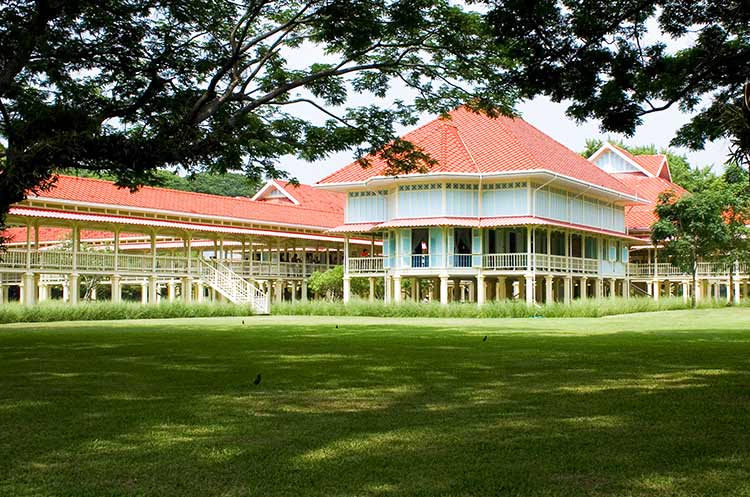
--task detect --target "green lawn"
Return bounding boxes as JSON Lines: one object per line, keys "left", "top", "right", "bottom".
{"left": 1, "top": 309, "right": 750, "bottom": 497}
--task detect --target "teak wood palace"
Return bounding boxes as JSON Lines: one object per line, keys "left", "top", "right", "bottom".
{"left": 2, "top": 107, "right": 748, "bottom": 312}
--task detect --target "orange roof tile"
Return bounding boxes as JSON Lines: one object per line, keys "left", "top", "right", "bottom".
{"left": 614, "top": 173, "right": 688, "bottom": 230}
{"left": 25, "top": 175, "right": 344, "bottom": 229}
{"left": 318, "top": 107, "right": 635, "bottom": 197}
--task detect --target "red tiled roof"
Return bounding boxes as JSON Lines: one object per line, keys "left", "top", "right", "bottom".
{"left": 8, "top": 207, "right": 357, "bottom": 244}
{"left": 318, "top": 106, "right": 635, "bottom": 197}
{"left": 632, "top": 154, "right": 667, "bottom": 178}
{"left": 607, "top": 144, "right": 670, "bottom": 180}
{"left": 1, "top": 227, "right": 146, "bottom": 245}
{"left": 274, "top": 181, "right": 345, "bottom": 213}
{"left": 25, "top": 175, "right": 344, "bottom": 229}
{"left": 614, "top": 173, "right": 688, "bottom": 230}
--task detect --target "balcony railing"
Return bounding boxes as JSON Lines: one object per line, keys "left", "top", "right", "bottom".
{"left": 629, "top": 262, "right": 750, "bottom": 278}
{"left": 483, "top": 253, "right": 527, "bottom": 270}
{"left": 348, "top": 256, "right": 385, "bottom": 274}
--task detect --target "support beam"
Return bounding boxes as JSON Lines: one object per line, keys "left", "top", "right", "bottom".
{"left": 23, "top": 272, "right": 36, "bottom": 306}
{"left": 477, "top": 274, "right": 485, "bottom": 305}
{"left": 343, "top": 276, "right": 351, "bottom": 304}
{"left": 496, "top": 277, "right": 506, "bottom": 300}
{"left": 368, "top": 277, "right": 375, "bottom": 302}
{"left": 393, "top": 275, "right": 402, "bottom": 303}
{"left": 181, "top": 277, "right": 193, "bottom": 303}
{"left": 69, "top": 273, "right": 79, "bottom": 305}
{"left": 564, "top": 275, "right": 572, "bottom": 304}
{"left": 524, "top": 274, "right": 534, "bottom": 304}
{"left": 112, "top": 274, "right": 122, "bottom": 303}
{"left": 545, "top": 275, "right": 554, "bottom": 304}
{"left": 609, "top": 278, "right": 616, "bottom": 300}
{"left": 148, "top": 275, "right": 158, "bottom": 304}
{"left": 580, "top": 277, "right": 588, "bottom": 300}
{"left": 440, "top": 275, "right": 449, "bottom": 305}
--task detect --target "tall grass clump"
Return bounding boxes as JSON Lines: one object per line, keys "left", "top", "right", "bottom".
{"left": 273, "top": 296, "right": 733, "bottom": 319}
{"left": 0, "top": 301, "right": 254, "bottom": 324}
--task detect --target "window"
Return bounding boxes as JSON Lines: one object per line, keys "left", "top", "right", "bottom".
{"left": 412, "top": 228, "right": 429, "bottom": 267}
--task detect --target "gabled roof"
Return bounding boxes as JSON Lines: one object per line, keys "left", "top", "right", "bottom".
{"left": 590, "top": 143, "right": 671, "bottom": 181}
{"left": 22, "top": 175, "right": 344, "bottom": 229}
{"left": 317, "top": 107, "right": 636, "bottom": 198}
{"left": 613, "top": 173, "right": 688, "bottom": 230}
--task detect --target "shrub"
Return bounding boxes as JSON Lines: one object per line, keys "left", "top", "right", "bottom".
{"left": 272, "top": 296, "right": 731, "bottom": 319}
{"left": 0, "top": 301, "right": 254, "bottom": 324}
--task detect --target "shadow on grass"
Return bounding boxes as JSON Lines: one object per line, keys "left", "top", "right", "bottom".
{"left": 1, "top": 320, "right": 749, "bottom": 496}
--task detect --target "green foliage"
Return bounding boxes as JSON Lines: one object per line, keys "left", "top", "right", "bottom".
{"left": 0, "top": 301, "right": 253, "bottom": 324}
{"left": 490, "top": 1, "right": 750, "bottom": 164}
{"left": 307, "top": 266, "right": 382, "bottom": 299}
{"left": 0, "top": 0, "right": 517, "bottom": 237}
{"left": 652, "top": 189, "right": 732, "bottom": 307}
{"left": 273, "top": 296, "right": 728, "bottom": 318}
{"left": 69, "top": 169, "right": 261, "bottom": 198}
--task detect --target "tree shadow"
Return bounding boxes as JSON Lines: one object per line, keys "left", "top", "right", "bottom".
{"left": 0, "top": 320, "right": 749, "bottom": 496}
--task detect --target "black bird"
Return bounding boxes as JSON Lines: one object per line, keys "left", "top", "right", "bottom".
{"left": 253, "top": 373, "right": 261, "bottom": 386}
{"left": 242, "top": 320, "right": 245, "bottom": 325}
{"left": 483, "top": 335, "right": 488, "bottom": 342}
{"left": 335, "top": 325, "right": 338, "bottom": 329}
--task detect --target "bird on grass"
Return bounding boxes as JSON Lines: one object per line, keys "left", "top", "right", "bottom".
{"left": 335, "top": 325, "right": 338, "bottom": 329}
{"left": 253, "top": 373, "right": 262, "bottom": 386}
{"left": 483, "top": 335, "right": 488, "bottom": 342}
{"left": 242, "top": 320, "right": 245, "bottom": 325}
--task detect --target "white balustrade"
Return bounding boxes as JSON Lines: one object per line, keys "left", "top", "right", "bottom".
{"left": 348, "top": 256, "right": 385, "bottom": 273}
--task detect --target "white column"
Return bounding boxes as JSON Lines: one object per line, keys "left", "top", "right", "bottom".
{"left": 440, "top": 275, "right": 449, "bottom": 305}
{"left": 274, "top": 280, "right": 283, "bottom": 303}
{"left": 148, "top": 275, "right": 158, "bottom": 304}
{"left": 524, "top": 274, "right": 534, "bottom": 304}
{"left": 609, "top": 278, "right": 616, "bottom": 300}
{"left": 67, "top": 273, "right": 78, "bottom": 304}
{"left": 412, "top": 277, "right": 418, "bottom": 301}
{"left": 112, "top": 274, "right": 122, "bottom": 303}
{"left": 545, "top": 275, "right": 554, "bottom": 303}
{"left": 290, "top": 282, "right": 297, "bottom": 302}
{"left": 182, "top": 277, "right": 193, "bottom": 302}
{"left": 624, "top": 278, "right": 630, "bottom": 299}
{"left": 23, "top": 272, "right": 35, "bottom": 306}
{"left": 0, "top": 281, "right": 8, "bottom": 304}
{"left": 343, "top": 276, "right": 351, "bottom": 304}
{"left": 140, "top": 281, "right": 148, "bottom": 304}
{"left": 496, "top": 277, "right": 506, "bottom": 300}
{"left": 301, "top": 280, "right": 308, "bottom": 302}
{"left": 564, "top": 275, "right": 572, "bottom": 304}
{"left": 682, "top": 281, "right": 690, "bottom": 303}
{"left": 368, "top": 277, "right": 375, "bottom": 302}
{"left": 653, "top": 279, "right": 660, "bottom": 301}
{"left": 477, "top": 274, "right": 485, "bottom": 305}
{"left": 733, "top": 263, "right": 741, "bottom": 304}
{"left": 167, "top": 281, "right": 176, "bottom": 302}
{"left": 393, "top": 275, "right": 402, "bottom": 303}
{"left": 595, "top": 277, "right": 603, "bottom": 299}
{"left": 580, "top": 277, "right": 588, "bottom": 300}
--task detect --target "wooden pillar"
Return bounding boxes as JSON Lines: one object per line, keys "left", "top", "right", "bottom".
{"left": 440, "top": 275, "right": 449, "bottom": 305}
{"left": 477, "top": 274, "right": 485, "bottom": 305}
{"left": 524, "top": 274, "right": 534, "bottom": 304}
{"left": 545, "top": 275, "right": 554, "bottom": 304}
{"left": 393, "top": 275, "right": 402, "bottom": 303}
{"left": 112, "top": 274, "right": 122, "bottom": 303}
{"left": 496, "top": 277, "right": 506, "bottom": 300}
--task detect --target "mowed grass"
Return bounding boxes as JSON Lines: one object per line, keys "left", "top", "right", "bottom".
{"left": 1, "top": 310, "right": 750, "bottom": 497}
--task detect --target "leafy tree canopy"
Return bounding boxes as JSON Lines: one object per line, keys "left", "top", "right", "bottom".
{"left": 489, "top": 1, "right": 750, "bottom": 167}
{"left": 69, "top": 169, "right": 261, "bottom": 197}
{"left": 0, "top": 0, "right": 516, "bottom": 235}
{"left": 580, "top": 138, "right": 719, "bottom": 192}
